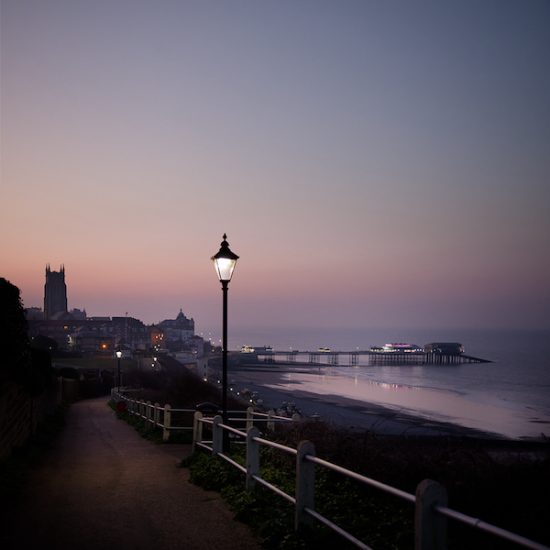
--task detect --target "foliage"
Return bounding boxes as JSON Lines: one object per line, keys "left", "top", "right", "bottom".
{"left": 0, "top": 277, "right": 31, "bottom": 386}
{"left": 183, "top": 447, "right": 414, "bottom": 549}
{"left": 0, "top": 278, "right": 56, "bottom": 396}
{"left": 274, "top": 422, "right": 550, "bottom": 547}
{"left": 112, "top": 350, "right": 550, "bottom": 547}
{"left": 26, "top": 347, "right": 56, "bottom": 396}
{"left": 182, "top": 421, "right": 550, "bottom": 549}
{"left": 120, "top": 356, "right": 246, "bottom": 410}
{"left": 109, "top": 401, "right": 193, "bottom": 444}
{"left": 30, "top": 334, "right": 58, "bottom": 352}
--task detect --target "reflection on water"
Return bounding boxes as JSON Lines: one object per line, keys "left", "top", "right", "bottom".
{"left": 220, "top": 328, "right": 550, "bottom": 439}
{"left": 259, "top": 367, "right": 550, "bottom": 439}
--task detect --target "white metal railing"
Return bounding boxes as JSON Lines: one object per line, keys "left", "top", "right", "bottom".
{"left": 192, "top": 413, "right": 550, "bottom": 550}
{"left": 110, "top": 389, "right": 295, "bottom": 442}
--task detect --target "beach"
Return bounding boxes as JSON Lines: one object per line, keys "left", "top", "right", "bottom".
{"left": 196, "top": 327, "right": 550, "bottom": 441}
{"left": 215, "top": 328, "right": 550, "bottom": 438}
{"left": 199, "top": 361, "right": 513, "bottom": 439}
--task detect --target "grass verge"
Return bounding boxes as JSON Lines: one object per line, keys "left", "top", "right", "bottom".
{"left": 182, "top": 446, "right": 414, "bottom": 549}
{"left": 181, "top": 424, "right": 550, "bottom": 550}
{"left": 108, "top": 400, "right": 193, "bottom": 444}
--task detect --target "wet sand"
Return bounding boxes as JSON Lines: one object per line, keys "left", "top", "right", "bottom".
{"left": 218, "top": 363, "right": 506, "bottom": 439}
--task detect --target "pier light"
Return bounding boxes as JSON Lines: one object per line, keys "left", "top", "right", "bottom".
{"left": 211, "top": 233, "right": 239, "bottom": 452}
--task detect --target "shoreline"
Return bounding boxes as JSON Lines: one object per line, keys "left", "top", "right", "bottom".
{"left": 222, "top": 363, "right": 513, "bottom": 440}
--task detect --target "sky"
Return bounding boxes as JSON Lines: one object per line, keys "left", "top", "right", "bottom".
{"left": 1, "top": 0, "right": 549, "bottom": 334}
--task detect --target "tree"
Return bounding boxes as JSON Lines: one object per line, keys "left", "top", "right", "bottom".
{"left": 0, "top": 277, "right": 31, "bottom": 387}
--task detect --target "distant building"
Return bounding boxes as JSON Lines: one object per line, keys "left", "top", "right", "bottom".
{"left": 28, "top": 264, "right": 200, "bottom": 355}
{"left": 44, "top": 265, "right": 68, "bottom": 320}
{"left": 24, "top": 307, "right": 44, "bottom": 320}
{"left": 112, "top": 316, "right": 150, "bottom": 351}
{"left": 150, "top": 325, "right": 163, "bottom": 349}
{"left": 424, "top": 342, "right": 464, "bottom": 355}
{"left": 28, "top": 319, "right": 85, "bottom": 349}
{"left": 158, "top": 309, "right": 195, "bottom": 351}
{"left": 71, "top": 330, "right": 116, "bottom": 354}
{"left": 381, "top": 343, "right": 423, "bottom": 353}
{"left": 69, "top": 308, "right": 87, "bottom": 320}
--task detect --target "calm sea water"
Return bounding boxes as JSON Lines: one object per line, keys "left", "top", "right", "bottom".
{"left": 220, "top": 327, "right": 550, "bottom": 439}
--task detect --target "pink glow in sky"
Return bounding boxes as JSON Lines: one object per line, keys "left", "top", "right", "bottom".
{"left": 1, "top": 1, "right": 549, "bottom": 331}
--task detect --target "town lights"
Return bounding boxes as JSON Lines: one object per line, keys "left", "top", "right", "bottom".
{"left": 211, "top": 233, "right": 239, "bottom": 451}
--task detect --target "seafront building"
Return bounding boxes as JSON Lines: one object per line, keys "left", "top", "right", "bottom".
{"left": 157, "top": 309, "right": 195, "bottom": 351}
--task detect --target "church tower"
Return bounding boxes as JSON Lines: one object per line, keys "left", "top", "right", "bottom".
{"left": 44, "top": 264, "right": 68, "bottom": 319}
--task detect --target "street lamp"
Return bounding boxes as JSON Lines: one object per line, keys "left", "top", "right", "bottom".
{"left": 211, "top": 233, "right": 239, "bottom": 450}
{"left": 115, "top": 349, "right": 122, "bottom": 390}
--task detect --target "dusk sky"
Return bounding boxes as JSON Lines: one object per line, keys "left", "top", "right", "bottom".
{"left": 1, "top": 0, "right": 549, "bottom": 333}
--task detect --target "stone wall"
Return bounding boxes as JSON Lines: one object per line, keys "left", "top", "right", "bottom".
{"left": 0, "top": 377, "right": 76, "bottom": 461}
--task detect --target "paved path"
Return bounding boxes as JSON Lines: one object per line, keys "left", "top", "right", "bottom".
{"left": 4, "top": 397, "right": 262, "bottom": 550}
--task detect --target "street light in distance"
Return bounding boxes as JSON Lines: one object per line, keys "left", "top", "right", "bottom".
{"left": 115, "top": 349, "right": 122, "bottom": 390}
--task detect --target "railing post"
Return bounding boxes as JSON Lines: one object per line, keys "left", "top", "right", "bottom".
{"left": 415, "top": 479, "right": 448, "bottom": 550}
{"left": 295, "top": 440, "right": 316, "bottom": 530}
{"left": 162, "top": 404, "right": 171, "bottom": 442}
{"left": 246, "top": 406, "right": 254, "bottom": 431}
{"left": 193, "top": 411, "right": 203, "bottom": 453}
{"left": 145, "top": 400, "right": 152, "bottom": 430}
{"left": 267, "top": 409, "right": 275, "bottom": 432}
{"left": 212, "top": 415, "right": 223, "bottom": 455}
{"left": 154, "top": 402, "right": 160, "bottom": 427}
{"left": 246, "top": 426, "right": 260, "bottom": 491}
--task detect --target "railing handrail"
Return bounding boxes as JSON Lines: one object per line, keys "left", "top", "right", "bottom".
{"left": 219, "top": 423, "right": 245, "bottom": 437}
{"left": 252, "top": 435, "right": 298, "bottom": 456}
{"left": 306, "top": 454, "right": 416, "bottom": 503}
{"left": 111, "top": 389, "right": 548, "bottom": 550}
{"left": 111, "top": 390, "right": 294, "bottom": 438}
{"left": 192, "top": 412, "right": 549, "bottom": 550}
{"left": 305, "top": 507, "right": 372, "bottom": 550}
{"left": 434, "top": 505, "right": 550, "bottom": 550}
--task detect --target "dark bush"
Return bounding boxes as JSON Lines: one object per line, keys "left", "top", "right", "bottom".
{"left": 0, "top": 277, "right": 31, "bottom": 387}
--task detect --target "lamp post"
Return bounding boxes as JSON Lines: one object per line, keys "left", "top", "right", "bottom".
{"left": 211, "top": 233, "right": 239, "bottom": 450}
{"left": 116, "top": 349, "right": 122, "bottom": 390}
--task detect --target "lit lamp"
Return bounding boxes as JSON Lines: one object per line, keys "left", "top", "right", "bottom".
{"left": 211, "top": 233, "right": 239, "bottom": 450}
{"left": 115, "top": 349, "right": 122, "bottom": 390}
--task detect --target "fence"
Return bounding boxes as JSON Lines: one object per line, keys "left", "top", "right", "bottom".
{"left": 111, "top": 389, "right": 296, "bottom": 442}
{"left": 192, "top": 413, "right": 550, "bottom": 550}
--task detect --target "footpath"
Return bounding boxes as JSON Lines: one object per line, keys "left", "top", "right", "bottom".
{"left": 2, "top": 396, "right": 262, "bottom": 550}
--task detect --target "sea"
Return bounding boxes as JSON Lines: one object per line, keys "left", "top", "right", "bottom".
{"left": 210, "top": 327, "right": 550, "bottom": 440}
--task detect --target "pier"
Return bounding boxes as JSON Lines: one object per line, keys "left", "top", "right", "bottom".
{"left": 247, "top": 349, "right": 490, "bottom": 366}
